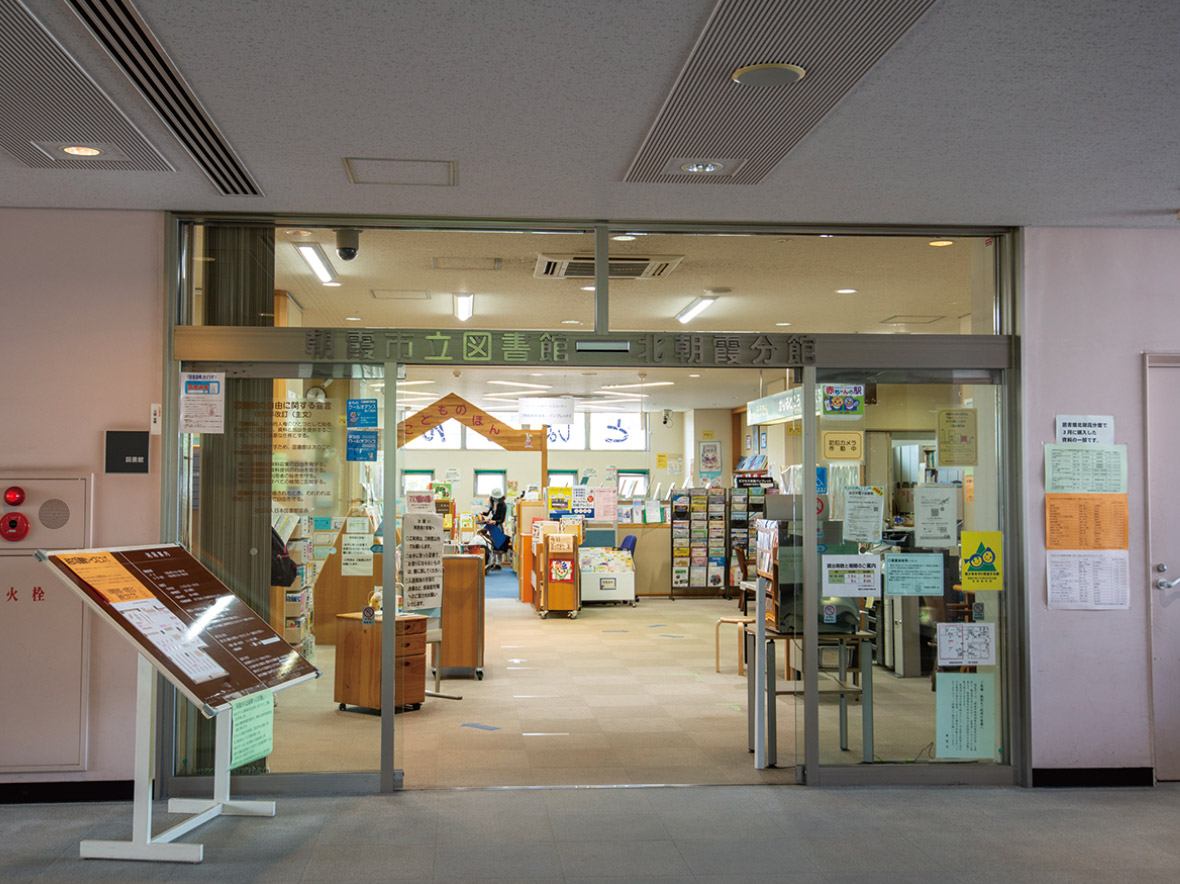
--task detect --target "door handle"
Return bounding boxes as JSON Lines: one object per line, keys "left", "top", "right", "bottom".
{"left": 1156, "top": 577, "right": 1180, "bottom": 590}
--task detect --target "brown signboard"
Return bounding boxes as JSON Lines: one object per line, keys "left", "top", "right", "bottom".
{"left": 39, "top": 544, "right": 318, "bottom": 716}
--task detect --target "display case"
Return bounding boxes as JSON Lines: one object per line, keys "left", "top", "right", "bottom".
{"left": 579, "top": 547, "right": 636, "bottom": 605}
{"left": 669, "top": 487, "right": 726, "bottom": 596}
{"left": 537, "top": 532, "right": 580, "bottom": 618}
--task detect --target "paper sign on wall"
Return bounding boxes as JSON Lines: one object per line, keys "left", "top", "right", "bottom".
{"left": 1047, "top": 549, "right": 1129, "bottom": 610}
{"left": 1055, "top": 415, "right": 1114, "bottom": 445}
{"left": 1045, "top": 493, "right": 1129, "bottom": 550}
{"left": 913, "top": 485, "right": 957, "bottom": 548}
{"left": 822, "top": 383, "right": 865, "bottom": 418}
{"left": 179, "top": 371, "right": 225, "bottom": 434}
{"left": 1044, "top": 444, "right": 1127, "bottom": 494}
{"left": 960, "top": 531, "right": 1002, "bottom": 591}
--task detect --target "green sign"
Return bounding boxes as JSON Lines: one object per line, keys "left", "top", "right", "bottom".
{"left": 229, "top": 689, "right": 274, "bottom": 769}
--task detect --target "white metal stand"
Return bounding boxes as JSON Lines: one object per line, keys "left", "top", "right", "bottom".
{"left": 79, "top": 655, "right": 275, "bottom": 863}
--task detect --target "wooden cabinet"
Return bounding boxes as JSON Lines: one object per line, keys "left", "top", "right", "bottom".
{"left": 440, "top": 555, "right": 484, "bottom": 674}
{"left": 334, "top": 613, "right": 426, "bottom": 710}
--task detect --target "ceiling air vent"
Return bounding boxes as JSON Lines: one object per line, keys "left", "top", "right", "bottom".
{"left": 534, "top": 255, "right": 683, "bottom": 279}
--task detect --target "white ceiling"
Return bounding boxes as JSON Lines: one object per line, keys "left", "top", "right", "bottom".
{"left": 2, "top": 0, "right": 1178, "bottom": 228}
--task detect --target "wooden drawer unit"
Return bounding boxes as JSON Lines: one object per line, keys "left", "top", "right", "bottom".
{"left": 335, "top": 612, "right": 427, "bottom": 711}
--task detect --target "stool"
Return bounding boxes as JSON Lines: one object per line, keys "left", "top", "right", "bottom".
{"left": 716, "top": 616, "right": 755, "bottom": 674}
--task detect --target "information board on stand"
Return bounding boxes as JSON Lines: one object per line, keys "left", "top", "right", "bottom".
{"left": 39, "top": 544, "right": 319, "bottom": 716}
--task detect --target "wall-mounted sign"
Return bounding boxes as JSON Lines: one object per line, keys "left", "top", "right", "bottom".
{"left": 1055, "top": 414, "right": 1114, "bottom": 445}
{"left": 346, "top": 398, "right": 378, "bottom": 428}
{"left": 519, "top": 396, "right": 574, "bottom": 425}
{"left": 822, "top": 383, "right": 865, "bottom": 418}
{"left": 346, "top": 429, "right": 378, "bottom": 461}
{"left": 822, "top": 430, "right": 863, "bottom": 460}
{"left": 105, "top": 430, "right": 150, "bottom": 474}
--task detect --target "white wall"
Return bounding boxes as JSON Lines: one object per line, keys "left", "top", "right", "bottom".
{"left": 1023, "top": 227, "right": 1180, "bottom": 770}
{"left": 0, "top": 208, "right": 164, "bottom": 783}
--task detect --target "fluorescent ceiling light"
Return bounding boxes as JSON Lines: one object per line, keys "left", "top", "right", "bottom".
{"left": 397, "top": 380, "right": 435, "bottom": 387}
{"left": 453, "top": 293, "right": 474, "bottom": 321}
{"left": 487, "top": 380, "right": 552, "bottom": 389}
{"left": 602, "top": 381, "right": 674, "bottom": 390}
{"left": 594, "top": 391, "right": 649, "bottom": 399}
{"left": 929, "top": 240, "right": 954, "bottom": 247}
{"left": 675, "top": 296, "right": 715, "bottom": 323}
{"left": 294, "top": 242, "right": 337, "bottom": 283}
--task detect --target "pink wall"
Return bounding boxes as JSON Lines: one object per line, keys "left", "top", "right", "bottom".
{"left": 1023, "top": 227, "right": 1180, "bottom": 769}
{"left": 0, "top": 208, "right": 164, "bottom": 782}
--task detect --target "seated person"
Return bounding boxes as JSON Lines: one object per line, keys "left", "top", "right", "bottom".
{"left": 477, "top": 488, "right": 508, "bottom": 570}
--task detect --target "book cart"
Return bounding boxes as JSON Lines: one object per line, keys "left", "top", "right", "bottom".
{"left": 36, "top": 544, "right": 319, "bottom": 864}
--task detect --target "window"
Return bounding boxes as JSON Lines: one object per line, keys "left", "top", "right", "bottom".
{"left": 402, "top": 470, "right": 434, "bottom": 492}
{"left": 403, "top": 415, "right": 463, "bottom": 449}
{"left": 588, "top": 412, "right": 646, "bottom": 451}
{"left": 465, "top": 413, "right": 520, "bottom": 449}
{"left": 548, "top": 471, "right": 578, "bottom": 487}
{"left": 617, "top": 470, "right": 649, "bottom": 497}
{"left": 546, "top": 415, "right": 586, "bottom": 450}
{"left": 474, "top": 470, "right": 507, "bottom": 498}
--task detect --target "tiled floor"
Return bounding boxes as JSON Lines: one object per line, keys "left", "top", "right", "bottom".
{"left": 5, "top": 784, "right": 1180, "bottom": 882}
{"left": 266, "top": 580, "right": 951, "bottom": 787}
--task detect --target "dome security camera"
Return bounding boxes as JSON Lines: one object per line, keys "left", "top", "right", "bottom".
{"left": 335, "top": 228, "right": 360, "bottom": 261}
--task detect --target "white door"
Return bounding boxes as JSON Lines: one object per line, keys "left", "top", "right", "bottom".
{"left": 1146, "top": 357, "right": 1180, "bottom": 779}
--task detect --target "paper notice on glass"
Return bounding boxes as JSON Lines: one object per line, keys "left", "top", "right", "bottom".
{"left": 406, "top": 490, "right": 434, "bottom": 513}
{"left": 937, "top": 622, "right": 997, "bottom": 667}
{"left": 822, "top": 554, "right": 881, "bottom": 597}
{"left": 1045, "top": 493, "right": 1129, "bottom": 550}
{"left": 341, "top": 532, "right": 373, "bottom": 576}
{"left": 229, "top": 689, "right": 274, "bottom": 768}
{"left": 179, "top": 371, "right": 226, "bottom": 434}
{"left": 400, "top": 512, "right": 444, "bottom": 615}
{"left": 114, "top": 597, "right": 229, "bottom": 684}
{"left": 1045, "top": 444, "right": 1127, "bottom": 493}
{"left": 1056, "top": 415, "right": 1114, "bottom": 445}
{"left": 960, "top": 531, "right": 1003, "bottom": 591}
{"left": 1047, "top": 549, "right": 1130, "bottom": 610}
{"left": 345, "top": 517, "right": 370, "bottom": 534}
{"left": 937, "top": 408, "right": 977, "bottom": 467}
{"left": 841, "top": 486, "right": 885, "bottom": 543}
{"left": 913, "top": 486, "right": 958, "bottom": 548}
{"left": 936, "top": 673, "right": 995, "bottom": 759}
{"left": 884, "top": 553, "right": 944, "bottom": 596}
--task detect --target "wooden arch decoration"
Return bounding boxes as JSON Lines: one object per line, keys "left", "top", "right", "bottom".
{"left": 395, "top": 393, "right": 548, "bottom": 481}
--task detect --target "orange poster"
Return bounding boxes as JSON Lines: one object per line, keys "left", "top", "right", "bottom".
{"left": 56, "top": 551, "right": 157, "bottom": 604}
{"left": 1045, "top": 494, "right": 1129, "bottom": 550}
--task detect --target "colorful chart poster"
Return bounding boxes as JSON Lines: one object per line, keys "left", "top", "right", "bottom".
{"left": 842, "top": 486, "right": 885, "bottom": 543}
{"left": 937, "top": 622, "right": 996, "bottom": 667}
{"left": 346, "top": 429, "right": 378, "bottom": 461}
{"left": 822, "top": 554, "right": 881, "bottom": 597}
{"left": 1045, "top": 493, "right": 1129, "bottom": 550}
{"left": 1055, "top": 415, "right": 1114, "bottom": 445}
{"left": 937, "top": 408, "right": 978, "bottom": 467}
{"left": 548, "top": 486, "right": 573, "bottom": 514}
{"left": 1044, "top": 444, "right": 1127, "bottom": 494}
{"left": 914, "top": 485, "right": 957, "bottom": 548}
{"left": 346, "top": 398, "right": 378, "bottom": 428}
{"left": 960, "top": 531, "right": 1003, "bottom": 591}
{"left": 1047, "top": 549, "right": 1130, "bottom": 610}
{"left": 884, "top": 553, "right": 944, "bottom": 596}
{"left": 822, "top": 383, "right": 865, "bottom": 418}
{"left": 936, "top": 673, "right": 995, "bottom": 759}
{"left": 571, "top": 486, "right": 593, "bottom": 517}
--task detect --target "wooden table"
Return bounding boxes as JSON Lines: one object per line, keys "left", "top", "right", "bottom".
{"left": 334, "top": 613, "right": 426, "bottom": 711}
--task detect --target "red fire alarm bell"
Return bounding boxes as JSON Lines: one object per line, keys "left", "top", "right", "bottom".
{"left": 1, "top": 512, "right": 30, "bottom": 542}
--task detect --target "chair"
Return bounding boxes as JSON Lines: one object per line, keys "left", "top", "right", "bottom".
{"left": 716, "top": 615, "right": 755, "bottom": 674}
{"left": 618, "top": 534, "right": 637, "bottom": 555}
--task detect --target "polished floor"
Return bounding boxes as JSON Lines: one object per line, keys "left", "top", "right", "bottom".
{"left": 5, "top": 784, "right": 1180, "bottom": 882}
{"left": 266, "top": 573, "right": 955, "bottom": 787}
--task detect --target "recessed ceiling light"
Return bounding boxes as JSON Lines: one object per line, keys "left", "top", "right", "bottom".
{"left": 775, "top": 322, "right": 792, "bottom": 326}
{"left": 929, "top": 240, "right": 955, "bottom": 247}
{"left": 819, "top": 234, "right": 835, "bottom": 238}
{"left": 680, "top": 161, "right": 724, "bottom": 174}
{"left": 561, "top": 319, "right": 582, "bottom": 325}
{"left": 580, "top": 285, "right": 595, "bottom": 291}
{"left": 731, "top": 62, "right": 807, "bottom": 87}
{"left": 602, "top": 381, "right": 674, "bottom": 389}
{"left": 285, "top": 229, "right": 313, "bottom": 237}
{"left": 62, "top": 145, "right": 102, "bottom": 156}
{"left": 528, "top": 373, "right": 545, "bottom": 377}
{"left": 488, "top": 380, "right": 552, "bottom": 389}
{"left": 397, "top": 380, "right": 435, "bottom": 387}
{"left": 836, "top": 288, "right": 857, "bottom": 294}
{"left": 323, "top": 281, "right": 342, "bottom": 287}
{"left": 345, "top": 316, "right": 362, "bottom": 321}
{"left": 689, "top": 373, "right": 701, "bottom": 378}
{"left": 611, "top": 234, "right": 637, "bottom": 242}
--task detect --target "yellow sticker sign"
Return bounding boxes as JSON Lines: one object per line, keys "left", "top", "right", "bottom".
{"left": 56, "top": 551, "right": 156, "bottom": 604}
{"left": 960, "top": 531, "right": 1002, "bottom": 591}
{"left": 822, "top": 430, "right": 864, "bottom": 460}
